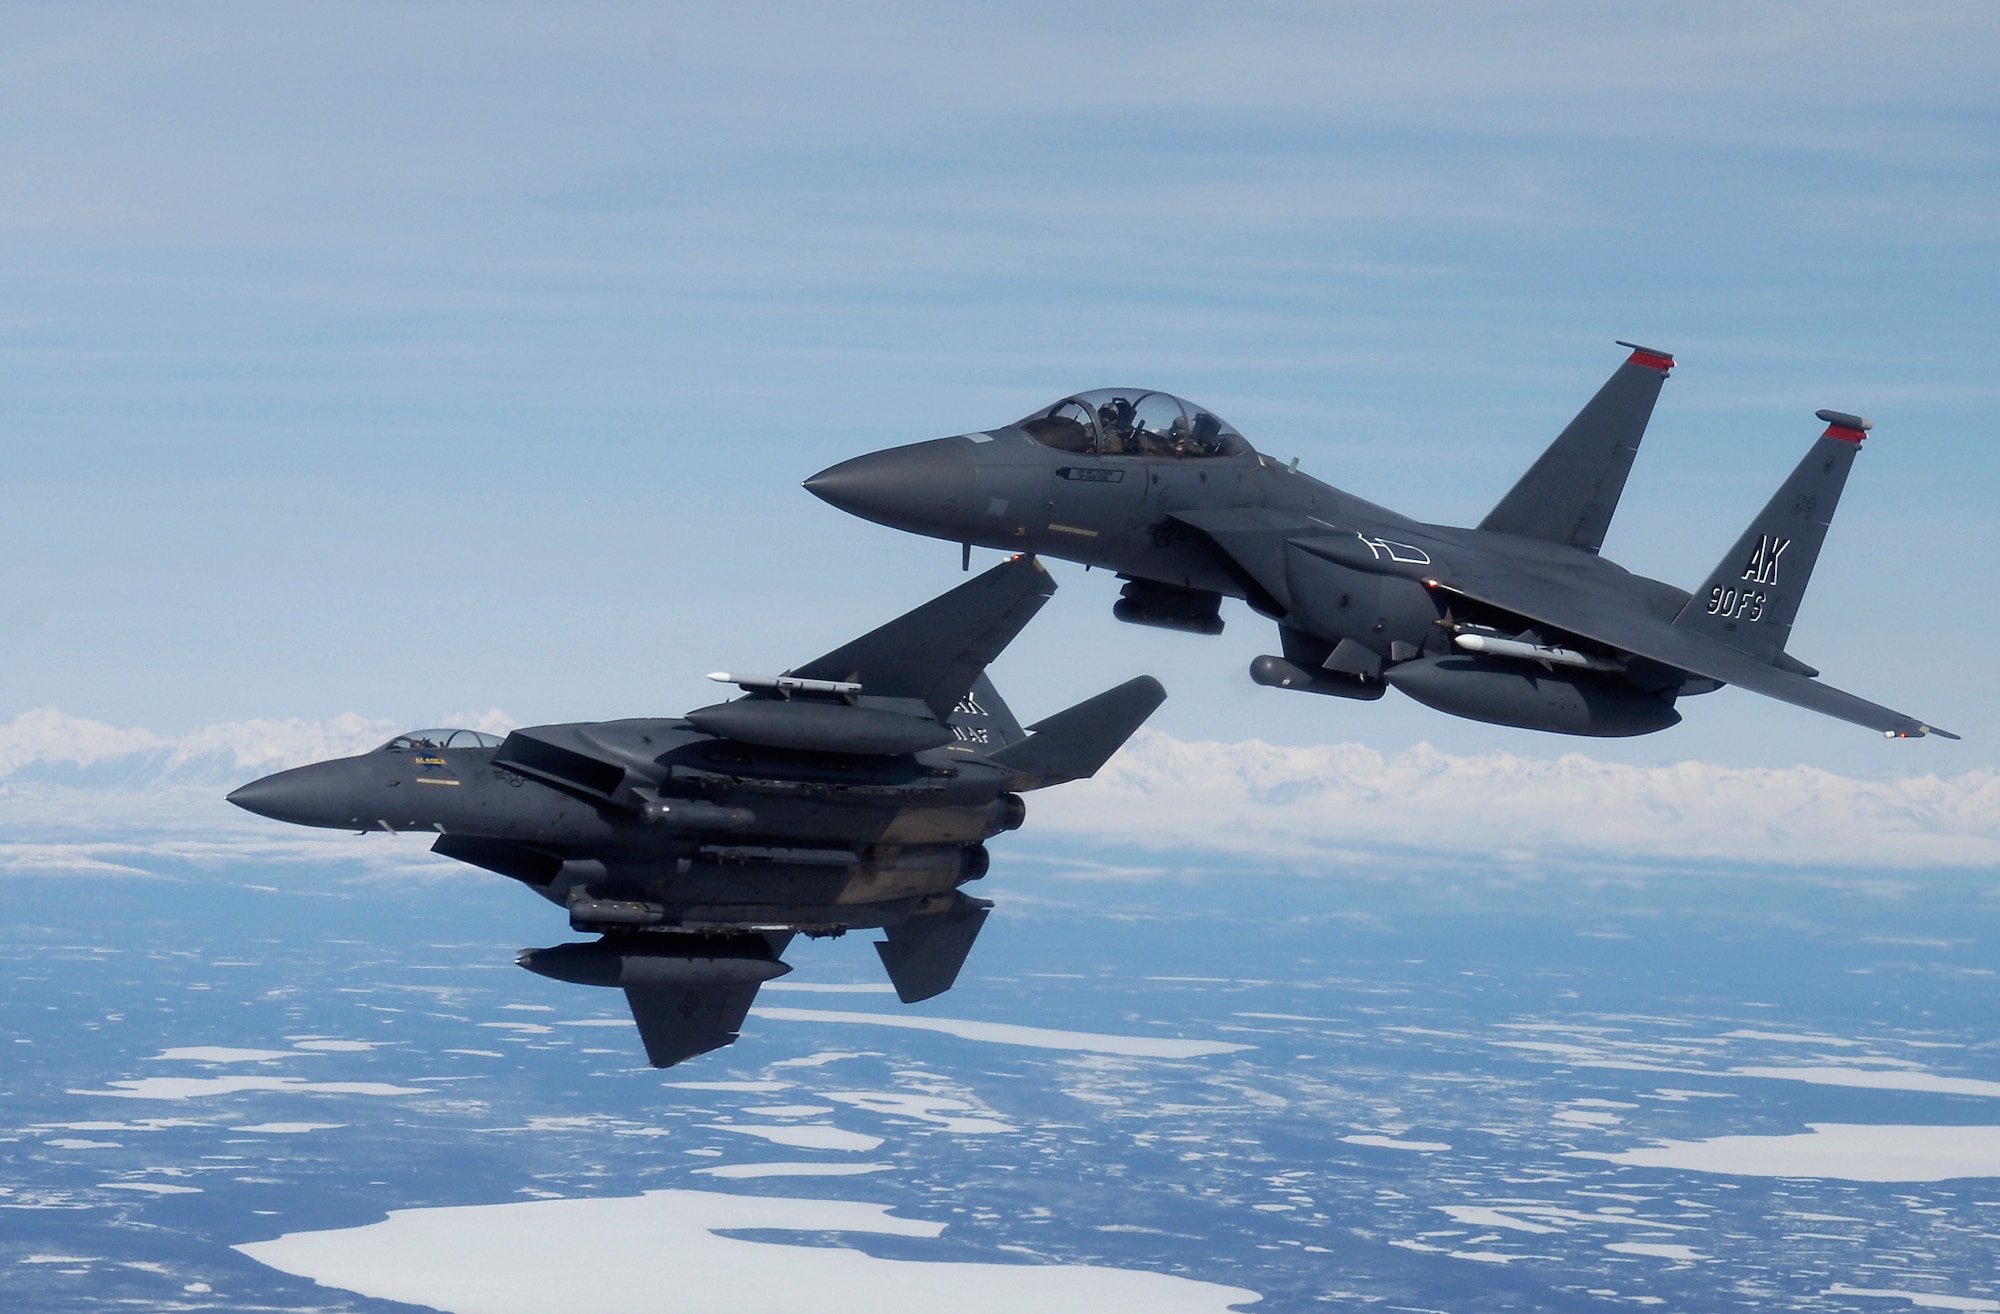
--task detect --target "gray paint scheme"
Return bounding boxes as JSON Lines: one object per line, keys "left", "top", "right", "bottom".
{"left": 227, "top": 557, "right": 1167, "bottom": 1068}
{"left": 807, "top": 349, "right": 1953, "bottom": 741}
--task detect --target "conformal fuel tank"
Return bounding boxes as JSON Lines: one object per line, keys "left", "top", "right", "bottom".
{"left": 1383, "top": 654, "right": 1681, "bottom": 738}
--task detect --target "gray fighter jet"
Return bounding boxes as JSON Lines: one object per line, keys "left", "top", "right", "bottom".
{"left": 807, "top": 346, "right": 1953, "bottom": 740}
{"left": 227, "top": 557, "right": 1164, "bottom": 1068}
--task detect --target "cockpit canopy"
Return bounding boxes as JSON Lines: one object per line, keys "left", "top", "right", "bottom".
{"left": 381, "top": 728, "right": 505, "bottom": 751}
{"left": 1017, "top": 389, "right": 1250, "bottom": 459}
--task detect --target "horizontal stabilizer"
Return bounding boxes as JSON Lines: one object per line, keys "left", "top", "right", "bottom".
{"left": 988, "top": 675, "right": 1166, "bottom": 786}
{"left": 792, "top": 555, "right": 1056, "bottom": 721}
{"left": 1479, "top": 342, "right": 1674, "bottom": 554}
{"left": 875, "top": 893, "right": 992, "bottom": 1003}
{"left": 1429, "top": 572, "right": 1953, "bottom": 739}
{"left": 624, "top": 980, "right": 765, "bottom": 1068}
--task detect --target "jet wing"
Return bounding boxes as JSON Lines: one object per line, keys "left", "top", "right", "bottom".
{"left": 791, "top": 554, "right": 1056, "bottom": 721}
{"left": 1430, "top": 570, "right": 1955, "bottom": 739}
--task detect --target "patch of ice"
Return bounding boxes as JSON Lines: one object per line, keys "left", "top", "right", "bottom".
{"left": 149, "top": 1047, "right": 296, "bottom": 1063}
{"left": 1729, "top": 1066, "right": 2000, "bottom": 1097}
{"left": 238, "top": 1123, "right": 344, "bottom": 1134}
{"left": 291, "top": 1040, "right": 378, "bottom": 1052}
{"left": 666, "top": 1080, "right": 791, "bottom": 1093}
{"left": 1826, "top": 1284, "right": 2000, "bottom": 1311}
{"left": 1573, "top": 1123, "right": 2000, "bottom": 1182}
{"left": 44, "top": 1138, "right": 120, "bottom": 1149}
{"left": 764, "top": 982, "right": 898, "bottom": 993}
{"left": 1434, "top": 1206, "right": 1560, "bottom": 1235}
{"left": 36, "top": 1118, "right": 206, "bottom": 1132}
{"left": 70, "top": 1077, "right": 426, "bottom": 1102}
{"left": 1554, "top": 1110, "right": 1623, "bottom": 1127}
{"left": 1434, "top": 1205, "right": 1685, "bottom": 1234}
{"left": 1341, "top": 1135, "right": 1450, "bottom": 1153}
{"left": 823, "top": 1092, "right": 1014, "bottom": 1134}
{"left": 1605, "top": 1242, "right": 1704, "bottom": 1260}
{"left": 741, "top": 1105, "right": 836, "bottom": 1119}
{"left": 235, "top": 1188, "right": 1260, "bottom": 1313}
{"left": 1723, "top": 1030, "right": 1861, "bottom": 1047}
{"left": 706, "top": 1124, "right": 884, "bottom": 1152}
{"left": 750, "top": 1007, "right": 1250, "bottom": 1059}
{"left": 99, "top": 1181, "right": 202, "bottom": 1195}
{"left": 694, "top": 1163, "right": 893, "bottom": 1179}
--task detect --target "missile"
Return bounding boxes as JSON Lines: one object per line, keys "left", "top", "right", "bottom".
{"left": 708, "top": 672, "right": 863, "bottom": 697}
{"left": 1452, "top": 632, "right": 1624, "bottom": 673}
{"left": 516, "top": 938, "right": 792, "bottom": 989}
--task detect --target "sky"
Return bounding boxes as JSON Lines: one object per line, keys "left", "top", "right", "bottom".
{"left": 2, "top": 2, "right": 1995, "bottom": 783}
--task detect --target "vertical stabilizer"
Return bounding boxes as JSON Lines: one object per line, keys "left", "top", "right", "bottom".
{"left": 1479, "top": 342, "right": 1674, "bottom": 554}
{"left": 1673, "top": 410, "right": 1871, "bottom": 661}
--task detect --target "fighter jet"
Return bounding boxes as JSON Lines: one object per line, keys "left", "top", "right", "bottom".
{"left": 227, "top": 557, "right": 1165, "bottom": 1068}
{"left": 806, "top": 346, "right": 1954, "bottom": 740}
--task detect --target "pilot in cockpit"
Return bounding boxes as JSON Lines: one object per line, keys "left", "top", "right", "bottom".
{"left": 1095, "top": 396, "right": 1136, "bottom": 454}
{"left": 1179, "top": 410, "right": 1226, "bottom": 457}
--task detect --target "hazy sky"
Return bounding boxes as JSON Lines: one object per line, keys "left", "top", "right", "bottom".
{"left": 2, "top": 3, "right": 1994, "bottom": 777}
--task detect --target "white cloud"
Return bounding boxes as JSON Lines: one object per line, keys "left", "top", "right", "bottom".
{"left": 1029, "top": 730, "right": 2000, "bottom": 872}
{"left": 4, "top": 711, "right": 1996, "bottom": 876}
{"left": 0, "top": 705, "right": 402, "bottom": 783}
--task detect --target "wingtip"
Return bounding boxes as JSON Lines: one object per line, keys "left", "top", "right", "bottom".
{"left": 1886, "top": 724, "right": 1959, "bottom": 741}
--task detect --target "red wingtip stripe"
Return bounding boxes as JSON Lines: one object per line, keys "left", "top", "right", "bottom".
{"left": 1822, "top": 424, "right": 1867, "bottom": 444}
{"left": 1626, "top": 349, "right": 1674, "bottom": 373}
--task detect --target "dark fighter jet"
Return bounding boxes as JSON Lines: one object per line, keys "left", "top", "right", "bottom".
{"left": 807, "top": 346, "right": 1953, "bottom": 740}
{"left": 227, "top": 557, "right": 1164, "bottom": 1068}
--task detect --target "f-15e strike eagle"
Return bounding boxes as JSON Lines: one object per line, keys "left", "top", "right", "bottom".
{"left": 228, "top": 557, "right": 1164, "bottom": 1068}
{"left": 808, "top": 345, "right": 1953, "bottom": 741}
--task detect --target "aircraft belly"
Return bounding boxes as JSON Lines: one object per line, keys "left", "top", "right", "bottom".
{"left": 875, "top": 802, "right": 1007, "bottom": 845}
{"left": 833, "top": 854, "right": 969, "bottom": 905}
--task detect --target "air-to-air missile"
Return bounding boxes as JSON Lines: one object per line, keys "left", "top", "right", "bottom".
{"left": 228, "top": 557, "right": 1164, "bottom": 1068}
{"left": 807, "top": 350, "right": 1955, "bottom": 742}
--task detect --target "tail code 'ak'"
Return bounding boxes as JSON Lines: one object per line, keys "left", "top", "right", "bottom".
{"left": 1673, "top": 409, "right": 1871, "bottom": 662}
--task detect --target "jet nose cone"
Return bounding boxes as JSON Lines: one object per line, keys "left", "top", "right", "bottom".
{"left": 805, "top": 438, "right": 977, "bottom": 537}
{"left": 227, "top": 763, "right": 353, "bottom": 829}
